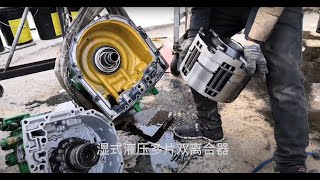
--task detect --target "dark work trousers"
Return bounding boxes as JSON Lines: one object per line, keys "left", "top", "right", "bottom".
{"left": 187, "top": 7, "right": 309, "bottom": 168}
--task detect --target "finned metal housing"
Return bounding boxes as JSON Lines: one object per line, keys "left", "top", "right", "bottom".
{"left": 179, "top": 28, "right": 253, "bottom": 103}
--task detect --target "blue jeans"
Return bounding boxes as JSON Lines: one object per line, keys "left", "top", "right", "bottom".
{"left": 188, "top": 7, "right": 309, "bottom": 169}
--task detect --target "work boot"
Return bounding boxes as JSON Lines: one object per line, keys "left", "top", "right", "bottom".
{"left": 274, "top": 163, "right": 307, "bottom": 173}
{"left": 173, "top": 87, "right": 224, "bottom": 143}
{"left": 173, "top": 122, "right": 224, "bottom": 143}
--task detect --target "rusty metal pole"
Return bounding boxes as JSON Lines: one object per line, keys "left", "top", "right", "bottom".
{"left": 3, "top": 7, "right": 30, "bottom": 72}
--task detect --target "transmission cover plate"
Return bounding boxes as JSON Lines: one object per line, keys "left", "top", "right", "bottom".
{"left": 21, "top": 107, "right": 123, "bottom": 173}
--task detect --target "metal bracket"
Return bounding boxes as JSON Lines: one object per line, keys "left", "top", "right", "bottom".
{"left": 0, "top": 58, "right": 56, "bottom": 81}
{"left": 173, "top": 7, "right": 189, "bottom": 46}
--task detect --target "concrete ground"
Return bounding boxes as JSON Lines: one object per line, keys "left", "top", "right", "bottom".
{"left": 0, "top": 9, "right": 320, "bottom": 173}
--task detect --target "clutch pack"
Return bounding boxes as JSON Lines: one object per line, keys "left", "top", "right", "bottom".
{"left": 66, "top": 15, "right": 168, "bottom": 120}
{"left": 179, "top": 28, "right": 253, "bottom": 103}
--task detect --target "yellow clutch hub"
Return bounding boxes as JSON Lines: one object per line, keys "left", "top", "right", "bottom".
{"left": 68, "top": 15, "right": 168, "bottom": 120}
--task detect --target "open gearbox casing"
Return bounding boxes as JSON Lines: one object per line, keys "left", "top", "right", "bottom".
{"left": 67, "top": 15, "right": 168, "bottom": 120}
{"left": 1, "top": 9, "right": 171, "bottom": 174}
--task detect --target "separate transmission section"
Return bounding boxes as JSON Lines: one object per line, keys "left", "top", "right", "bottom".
{"left": 68, "top": 15, "right": 168, "bottom": 120}
{"left": 21, "top": 107, "right": 123, "bottom": 173}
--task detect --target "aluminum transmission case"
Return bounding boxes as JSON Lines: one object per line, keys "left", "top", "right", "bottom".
{"left": 21, "top": 107, "right": 123, "bottom": 173}
{"left": 67, "top": 15, "right": 168, "bottom": 120}
{"left": 179, "top": 29, "right": 253, "bottom": 103}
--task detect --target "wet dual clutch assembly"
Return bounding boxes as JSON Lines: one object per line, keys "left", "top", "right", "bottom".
{"left": 179, "top": 28, "right": 253, "bottom": 103}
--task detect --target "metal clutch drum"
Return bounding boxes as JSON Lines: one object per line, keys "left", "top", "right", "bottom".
{"left": 67, "top": 15, "right": 168, "bottom": 120}
{"left": 179, "top": 28, "right": 253, "bottom": 103}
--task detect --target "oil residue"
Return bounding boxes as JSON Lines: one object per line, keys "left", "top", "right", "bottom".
{"left": 126, "top": 131, "right": 179, "bottom": 173}
{"left": 149, "top": 131, "right": 179, "bottom": 173}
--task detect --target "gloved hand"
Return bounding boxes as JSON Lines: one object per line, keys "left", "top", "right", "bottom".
{"left": 243, "top": 44, "right": 268, "bottom": 80}
{"left": 178, "top": 37, "right": 195, "bottom": 67}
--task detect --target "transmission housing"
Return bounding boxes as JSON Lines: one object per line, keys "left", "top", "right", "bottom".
{"left": 67, "top": 15, "right": 168, "bottom": 120}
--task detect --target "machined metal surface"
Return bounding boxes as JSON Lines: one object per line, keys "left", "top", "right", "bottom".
{"left": 68, "top": 15, "right": 168, "bottom": 120}
{"left": 21, "top": 107, "right": 123, "bottom": 173}
{"left": 179, "top": 28, "right": 253, "bottom": 103}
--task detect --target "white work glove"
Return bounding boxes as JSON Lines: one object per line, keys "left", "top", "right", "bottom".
{"left": 243, "top": 43, "right": 268, "bottom": 80}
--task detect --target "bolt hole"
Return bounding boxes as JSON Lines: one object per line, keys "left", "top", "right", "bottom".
{"left": 39, "top": 164, "right": 45, "bottom": 170}
{"left": 45, "top": 116, "right": 49, "bottom": 119}
{"left": 71, "top": 110, "right": 74, "bottom": 113}
{"left": 149, "top": 80, "right": 152, "bottom": 84}
{"left": 128, "top": 99, "right": 132, "bottom": 103}
{"left": 91, "top": 110, "right": 95, "bottom": 114}
{"left": 110, "top": 123, "right": 113, "bottom": 126}
{"left": 138, "top": 85, "right": 141, "bottom": 88}
{"left": 141, "top": 89, "right": 144, "bottom": 92}
{"left": 30, "top": 165, "right": 34, "bottom": 169}
{"left": 41, "top": 138, "right": 47, "bottom": 144}
{"left": 110, "top": 115, "right": 114, "bottom": 118}
{"left": 120, "top": 162, "right": 124, "bottom": 165}
{"left": 146, "top": 77, "right": 150, "bottom": 81}
{"left": 24, "top": 121, "right": 28, "bottom": 124}
{"left": 39, "top": 151, "right": 46, "bottom": 157}
{"left": 40, "top": 123, "right": 44, "bottom": 126}
{"left": 78, "top": 75, "right": 82, "bottom": 79}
